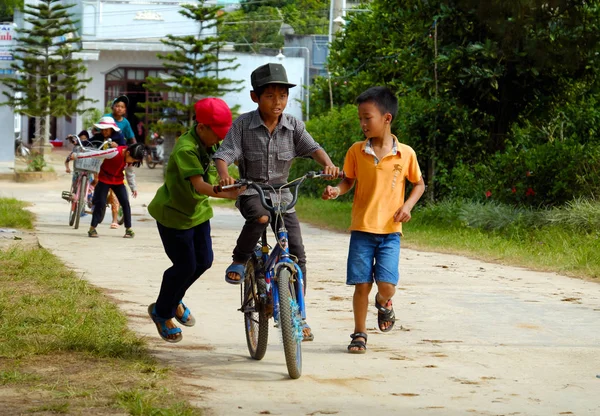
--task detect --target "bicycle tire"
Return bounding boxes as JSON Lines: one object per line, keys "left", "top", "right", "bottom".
{"left": 277, "top": 266, "right": 302, "bottom": 379}
{"left": 147, "top": 161, "right": 156, "bottom": 169}
{"left": 74, "top": 176, "right": 88, "bottom": 230}
{"left": 243, "top": 258, "right": 269, "bottom": 360}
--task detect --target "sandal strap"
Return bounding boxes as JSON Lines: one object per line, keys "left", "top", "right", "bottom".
{"left": 179, "top": 301, "right": 191, "bottom": 322}
{"left": 350, "top": 332, "right": 368, "bottom": 341}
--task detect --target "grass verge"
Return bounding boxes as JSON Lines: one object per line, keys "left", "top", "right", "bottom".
{"left": 0, "top": 197, "right": 35, "bottom": 229}
{"left": 293, "top": 197, "right": 600, "bottom": 281}
{"left": 0, "top": 246, "right": 202, "bottom": 415}
{"left": 0, "top": 197, "right": 202, "bottom": 415}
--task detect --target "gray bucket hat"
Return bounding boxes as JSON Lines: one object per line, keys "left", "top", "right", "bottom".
{"left": 251, "top": 63, "right": 296, "bottom": 90}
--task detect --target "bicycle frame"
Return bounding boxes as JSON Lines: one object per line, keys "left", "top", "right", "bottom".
{"left": 222, "top": 171, "right": 339, "bottom": 379}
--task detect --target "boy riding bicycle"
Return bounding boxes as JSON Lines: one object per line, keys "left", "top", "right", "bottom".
{"left": 213, "top": 63, "right": 340, "bottom": 341}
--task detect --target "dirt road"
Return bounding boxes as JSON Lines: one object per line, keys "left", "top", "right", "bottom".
{"left": 2, "top": 152, "right": 599, "bottom": 416}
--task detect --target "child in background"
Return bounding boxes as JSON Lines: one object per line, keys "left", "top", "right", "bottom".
{"left": 322, "top": 86, "right": 425, "bottom": 354}
{"left": 104, "top": 95, "right": 136, "bottom": 144}
{"left": 71, "top": 142, "right": 145, "bottom": 238}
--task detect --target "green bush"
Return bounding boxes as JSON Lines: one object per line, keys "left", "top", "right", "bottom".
{"left": 290, "top": 104, "right": 363, "bottom": 198}
{"left": 26, "top": 153, "right": 47, "bottom": 172}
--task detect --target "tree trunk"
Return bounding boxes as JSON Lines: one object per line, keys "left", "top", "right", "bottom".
{"left": 161, "top": 131, "right": 177, "bottom": 176}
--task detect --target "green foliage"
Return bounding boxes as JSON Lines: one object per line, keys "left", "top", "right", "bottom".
{"left": 142, "top": 0, "right": 243, "bottom": 132}
{"left": 25, "top": 152, "right": 47, "bottom": 172}
{"left": 0, "top": 0, "right": 95, "bottom": 144}
{"left": 0, "top": 0, "right": 23, "bottom": 21}
{"left": 221, "top": 7, "right": 284, "bottom": 52}
{"left": 312, "top": 0, "right": 600, "bottom": 204}
{"left": 290, "top": 104, "right": 363, "bottom": 197}
{"left": 0, "top": 198, "right": 34, "bottom": 229}
{"left": 81, "top": 108, "right": 103, "bottom": 131}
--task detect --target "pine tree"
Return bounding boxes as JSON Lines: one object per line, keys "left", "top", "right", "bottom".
{"left": 0, "top": 0, "right": 94, "bottom": 155}
{"left": 143, "top": 0, "right": 242, "bottom": 136}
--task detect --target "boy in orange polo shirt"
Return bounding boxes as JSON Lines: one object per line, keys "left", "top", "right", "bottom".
{"left": 322, "top": 86, "right": 425, "bottom": 354}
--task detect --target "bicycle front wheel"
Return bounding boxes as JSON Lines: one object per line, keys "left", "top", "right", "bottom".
{"left": 277, "top": 266, "right": 302, "bottom": 379}
{"left": 73, "top": 175, "right": 88, "bottom": 230}
{"left": 243, "top": 258, "right": 269, "bottom": 360}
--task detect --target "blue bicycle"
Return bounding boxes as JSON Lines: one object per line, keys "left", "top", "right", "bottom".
{"left": 220, "top": 171, "right": 335, "bottom": 379}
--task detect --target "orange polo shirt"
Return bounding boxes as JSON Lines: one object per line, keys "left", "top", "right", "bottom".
{"left": 343, "top": 136, "right": 422, "bottom": 235}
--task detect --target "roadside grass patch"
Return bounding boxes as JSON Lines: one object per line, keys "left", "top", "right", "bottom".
{"left": 0, "top": 246, "right": 202, "bottom": 415}
{"left": 0, "top": 197, "right": 34, "bottom": 229}
{"left": 295, "top": 197, "right": 600, "bottom": 280}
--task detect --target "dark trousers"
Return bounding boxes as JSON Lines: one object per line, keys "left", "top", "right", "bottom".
{"left": 155, "top": 220, "right": 213, "bottom": 319}
{"left": 91, "top": 182, "right": 131, "bottom": 228}
{"left": 233, "top": 195, "right": 307, "bottom": 282}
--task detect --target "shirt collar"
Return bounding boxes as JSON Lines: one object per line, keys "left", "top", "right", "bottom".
{"left": 248, "top": 109, "right": 293, "bottom": 131}
{"left": 362, "top": 135, "right": 401, "bottom": 156}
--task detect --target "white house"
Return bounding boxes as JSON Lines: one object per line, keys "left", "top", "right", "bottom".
{"left": 0, "top": 0, "right": 306, "bottom": 174}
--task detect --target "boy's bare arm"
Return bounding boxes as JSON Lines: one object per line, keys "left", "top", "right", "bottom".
{"left": 214, "top": 158, "right": 236, "bottom": 186}
{"left": 393, "top": 177, "right": 425, "bottom": 223}
{"left": 190, "top": 174, "right": 239, "bottom": 200}
{"left": 310, "top": 149, "right": 340, "bottom": 177}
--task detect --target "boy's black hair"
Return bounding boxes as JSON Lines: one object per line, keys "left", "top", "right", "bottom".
{"left": 127, "top": 143, "right": 145, "bottom": 167}
{"left": 356, "top": 86, "right": 398, "bottom": 121}
{"left": 253, "top": 84, "right": 290, "bottom": 98}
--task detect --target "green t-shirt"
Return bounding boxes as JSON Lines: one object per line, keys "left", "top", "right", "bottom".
{"left": 148, "top": 126, "right": 218, "bottom": 229}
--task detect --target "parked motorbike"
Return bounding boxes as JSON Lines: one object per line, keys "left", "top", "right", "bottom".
{"left": 15, "top": 136, "right": 30, "bottom": 159}
{"left": 146, "top": 136, "right": 165, "bottom": 169}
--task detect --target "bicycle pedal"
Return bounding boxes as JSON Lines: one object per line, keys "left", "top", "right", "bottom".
{"left": 61, "top": 191, "right": 72, "bottom": 202}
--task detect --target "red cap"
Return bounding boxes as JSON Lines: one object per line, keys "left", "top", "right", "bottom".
{"left": 194, "top": 98, "right": 232, "bottom": 140}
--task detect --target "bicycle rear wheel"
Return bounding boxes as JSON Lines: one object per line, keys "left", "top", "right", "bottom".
{"left": 243, "top": 258, "right": 269, "bottom": 360}
{"left": 277, "top": 266, "right": 302, "bottom": 379}
{"left": 73, "top": 176, "right": 88, "bottom": 230}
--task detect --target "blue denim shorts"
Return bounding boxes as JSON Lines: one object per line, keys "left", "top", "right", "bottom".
{"left": 346, "top": 231, "right": 400, "bottom": 285}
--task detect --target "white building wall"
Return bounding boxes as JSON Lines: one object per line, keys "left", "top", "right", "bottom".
{"left": 62, "top": 51, "right": 306, "bottom": 140}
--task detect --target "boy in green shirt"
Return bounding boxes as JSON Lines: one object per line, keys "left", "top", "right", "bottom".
{"left": 147, "top": 98, "right": 240, "bottom": 343}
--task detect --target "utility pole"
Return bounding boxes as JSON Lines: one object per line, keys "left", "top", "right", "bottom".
{"left": 328, "top": 0, "right": 345, "bottom": 43}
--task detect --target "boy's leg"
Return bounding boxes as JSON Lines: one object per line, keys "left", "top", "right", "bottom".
{"left": 276, "top": 212, "right": 306, "bottom": 284}
{"left": 347, "top": 232, "right": 377, "bottom": 352}
{"left": 228, "top": 195, "right": 270, "bottom": 281}
{"left": 351, "top": 283, "right": 373, "bottom": 348}
{"left": 155, "top": 222, "right": 204, "bottom": 321}
{"left": 108, "top": 189, "right": 119, "bottom": 223}
{"left": 373, "top": 233, "right": 401, "bottom": 332}
{"left": 111, "top": 184, "right": 131, "bottom": 229}
{"left": 173, "top": 220, "right": 213, "bottom": 302}
{"left": 90, "top": 182, "right": 109, "bottom": 228}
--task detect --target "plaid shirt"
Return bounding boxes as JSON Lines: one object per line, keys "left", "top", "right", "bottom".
{"left": 213, "top": 110, "right": 322, "bottom": 206}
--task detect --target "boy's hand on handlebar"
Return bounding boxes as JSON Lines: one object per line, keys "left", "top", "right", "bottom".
{"left": 111, "top": 142, "right": 118, "bottom": 148}
{"left": 322, "top": 165, "right": 340, "bottom": 178}
{"left": 218, "top": 175, "right": 236, "bottom": 187}
{"left": 322, "top": 185, "right": 340, "bottom": 200}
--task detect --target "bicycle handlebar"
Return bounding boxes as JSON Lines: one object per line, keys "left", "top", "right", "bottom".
{"left": 214, "top": 171, "right": 344, "bottom": 214}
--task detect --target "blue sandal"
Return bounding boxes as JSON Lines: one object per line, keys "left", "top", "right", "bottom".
{"left": 148, "top": 303, "right": 182, "bottom": 343}
{"left": 175, "top": 300, "right": 196, "bottom": 327}
{"left": 225, "top": 263, "right": 246, "bottom": 285}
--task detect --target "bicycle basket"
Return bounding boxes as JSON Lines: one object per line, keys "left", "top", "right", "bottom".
{"left": 74, "top": 153, "right": 102, "bottom": 173}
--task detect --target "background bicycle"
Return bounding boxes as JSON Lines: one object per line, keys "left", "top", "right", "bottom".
{"left": 61, "top": 136, "right": 105, "bottom": 229}
{"left": 219, "top": 171, "right": 338, "bottom": 379}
